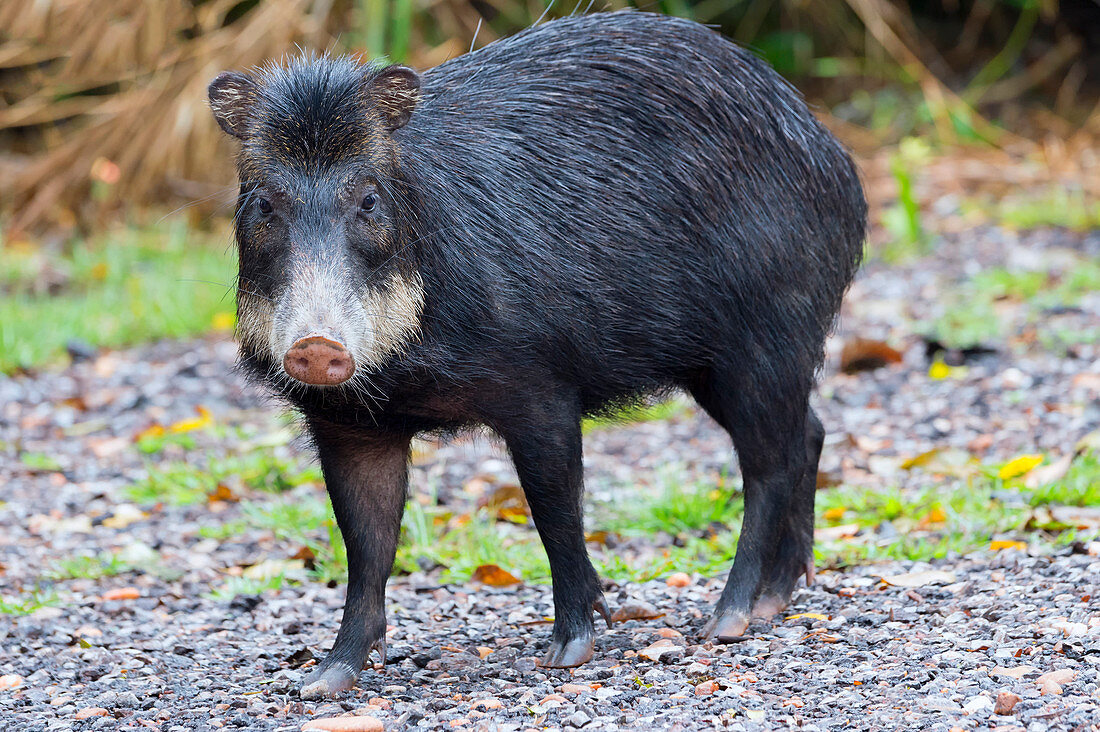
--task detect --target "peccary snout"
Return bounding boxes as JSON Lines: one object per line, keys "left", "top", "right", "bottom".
{"left": 283, "top": 335, "right": 355, "bottom": 385}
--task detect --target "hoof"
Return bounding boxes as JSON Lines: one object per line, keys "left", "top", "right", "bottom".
{"left": 751, "top": 593, "right": 789, "bottom": 620}
{"left": 702, "top": 611, "right": 749, "bottom": 643}
{"left": 299, "top": 662, "right": 359, "bottom": 700}
{"left": 537, "top": 635, "right": 594, "bottom": 668}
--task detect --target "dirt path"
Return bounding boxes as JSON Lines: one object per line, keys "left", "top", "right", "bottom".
{"left": 2, "top": 224, "right": 1099, "bottom": 730}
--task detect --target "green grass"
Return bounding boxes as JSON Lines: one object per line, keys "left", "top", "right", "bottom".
{"left": 0, "top": 222, "right": 237, "bottom": 373}
{"left": 158, "top": 432, "right": 1100, "bottom": 599}
{"left": 0, "top": 588, "right": 60, "bottom": 616}
{"left": 971, "top": 187, "right": 1100, "bottom": 231}
{"left": 928, "top": 258, "right": 1100, "bottom": 349}
{"left": 114, "top": 388, "right": 1098, "bottom": 598}
{"left": 127, "top": 425, "right": 322, "bottom": 506}
{"left": 45, "top": 553, "right": 133, "bottom": 581}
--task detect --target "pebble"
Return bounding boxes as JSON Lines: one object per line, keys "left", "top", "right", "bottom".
{"left": 665, "top": 572, "right": 692, "bottom": 588}
{"left": 995, "top": 691, "right": 1022, "bottom": 715}
{"left": 300, "top": 717, "right": 383, "bottom": 732}
{"left": 73, "top": 707, "right": 110, "bottom": 719}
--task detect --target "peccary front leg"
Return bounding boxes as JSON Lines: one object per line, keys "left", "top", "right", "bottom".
{"left": 495, "top": 395, "right": 611, "bottom": 668}
{"left": 299, "top": 421, "right": 411, "bottom": 700}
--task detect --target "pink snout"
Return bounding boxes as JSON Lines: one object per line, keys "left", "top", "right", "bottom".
{"left": 283, "top": 335, "right": 355, "bottom": 386}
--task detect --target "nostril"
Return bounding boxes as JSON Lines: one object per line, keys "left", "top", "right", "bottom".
{"left": 282, "top": 335, "right": 355, "bottom": 386}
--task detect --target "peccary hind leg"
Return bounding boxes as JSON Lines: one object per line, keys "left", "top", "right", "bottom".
{"left": 299, "top": 422, "right": 411, "bottom": 700}
{"left": 496, "top": 393, "right": 611, "bottom": 668}
{"left": 752, "top": 409, "right": 823, "bottom": 618}
{"left": 692, "top": 368, "right": 813, "bottom": 640}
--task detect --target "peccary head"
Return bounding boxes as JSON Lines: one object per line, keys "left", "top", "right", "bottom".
{"left": 208, "top": 56, "right": 424, "bottom": 388}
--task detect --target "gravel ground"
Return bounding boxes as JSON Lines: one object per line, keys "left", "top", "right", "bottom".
{"left": 2, "top": 224, "right": 1099, "bottom": 730}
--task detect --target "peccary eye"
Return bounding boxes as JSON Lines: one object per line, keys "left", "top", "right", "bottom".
{"left": 360, "top": 192, "right": 379, "bottom": 215}
{"left": 256, "top": 197, "right": 273, "bottom": 215}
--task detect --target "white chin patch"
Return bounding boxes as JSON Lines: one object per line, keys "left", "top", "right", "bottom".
{"left": 355, "top": 271, "right": 425, "bottom": 368}
{"left": 236, "top": 267, "right": 424, "bottom": 374}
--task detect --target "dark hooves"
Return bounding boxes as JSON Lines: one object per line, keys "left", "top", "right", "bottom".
{"left": 299, "top": 639, "right": 385, "bottom": 700}
{"left": 537, "top": 635, "right": 594, "bottom": 668}
{"left": 701, "top": 611, "right": 749, "bottom": 643}
{"left": 299, "top": 662, "right": 359, "bottom": 700}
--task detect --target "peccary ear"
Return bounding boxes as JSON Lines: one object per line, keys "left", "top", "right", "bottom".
{"left": 367, "top": 65, "right": 421, "bottom": 132}
{"left": 208, "top": 71, "right": 258, "bottom": 140}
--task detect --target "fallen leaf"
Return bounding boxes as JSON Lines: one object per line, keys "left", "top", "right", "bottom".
{"left": 102, "top": 503, "right": 146, "bottom": 529}
{"left": 133, "top": 423, "right": 165, "bottom": 442}
{"left": 1023, "top": 453, "right": 1074, "bottom": 489}
{"left": 471, "top": 564, "right": 521, "bottom": 586}
{"left": 1047, "top": 505, "right": 1100, "bottom": 529}
{"left": 814, "top": 523, "right": 860, "bottom": 541}
{"left": 206, "top": 483, "right": 240, "bottom": 503}
{"left": 285, "top": 648, "right": 314, "bottom": 668}
{"left": 610, "top": 601, "right": 664, "bottom": 623}
{"left": 211, "top": 312, "right": 236, "bottom": 331}
{"left": 928, "top": 360, "right": 953, "bottom": 379}
{"left": 561, "top": 683, "right": 592, "bottom": 694}
{"left": 989, "top": 540, "right": 1027, "bottom": 552}
{"left": 167, "top": 405, "right": 213, "bottom": 434}
{"left": 822, "top": 506, "right": 847, "bottom": 521}
{"left": 476, "top": 646, "right": 494, "bottom": 659}
{"left": 880, "top": 570, "right": 956, "bottom": 588}
{"left": 242, "top": 558, "right": 306, "bottom": 581}
{"left": 998, "top": 454, "right": 1044, "bottom": 480}
{"left": 785, "top": 613, "right": 829, "bottom": 621}
{"left": 839, "top": 338, "right": 903, "bottom": 373}
{"left": 918, "top": 506, "right": 947, "bottom": 526}
{"left": 585, "top": 530, "right": 620, "bottom": 546}
{"left": 74, "top": 707, "right": 109, "bottom": 720}
{"left": 101, "top": 587, "right": 140, "bottom": 601}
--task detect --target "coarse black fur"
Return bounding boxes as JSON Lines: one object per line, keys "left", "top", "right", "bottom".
{"left": 211, "top": 10, "right": 866, "bottom": 698}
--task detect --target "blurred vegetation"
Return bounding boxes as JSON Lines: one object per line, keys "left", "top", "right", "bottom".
{"left": 0, "top": 222, "right": 236, "bottom": 372}
{"left": 105, "top": 407, "right": 1100, "bottom": 596}
{"left": 0, "top": 0, "right": 1097, "bottom": 236}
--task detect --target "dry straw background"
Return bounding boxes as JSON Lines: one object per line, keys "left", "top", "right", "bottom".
{"left": 0, "top": 0, "right": 1097, "bottom": 237}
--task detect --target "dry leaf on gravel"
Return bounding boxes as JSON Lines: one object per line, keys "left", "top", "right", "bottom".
{"left": 814, "top": 524, "right": 860, "bottom": 541}
{"left": 242, "top": 558, "right": 306, "bottom": 581}
{"left": 1023, "top": 453, "right": 1074, "bottom": 488}
{"left": 100, "top": 587, "right": 140, "bottom": 601}
{"left": 998, "top": 454, "right": 1044, "bottom": 479}
{"left": 102, "top": 503, "right": 146, "bottom": 529}
{"left": 73, "top": 707, "right": 109, "bottom": 720}
{"left": 989, "top": 540, "right": 1028, "bottom": 552}
{"left": 471, "top": 564, "right": 521, "bottom": 586}
{"left": 880, "top": 570, "right": 957, "bottom": 587}
{"left": 839, "top": 338, "right": 903, "bottom": 373}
